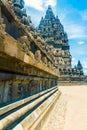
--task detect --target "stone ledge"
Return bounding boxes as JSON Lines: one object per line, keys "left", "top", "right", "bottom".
{"left": 0, "top": 0, "right": 57, "bottom": 68}
{"left": 0, "top": 31, "right": 59, "bottom": 77}
{"left": 0, "top": 86, "right": 57, "bottom": 115}
{"left": 13, "top": 91, "right": 61, "bottom": 130}
{"left": 0, "top": 88, "right": 58, "bottom": 130}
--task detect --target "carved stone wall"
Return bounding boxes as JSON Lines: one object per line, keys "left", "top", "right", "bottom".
{"left": 0, "top": 0, "right": 59, "bottom": 106}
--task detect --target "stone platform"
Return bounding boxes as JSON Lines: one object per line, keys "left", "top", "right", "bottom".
{"left": 0, "top": 87, "right": 61, "bottom": 130}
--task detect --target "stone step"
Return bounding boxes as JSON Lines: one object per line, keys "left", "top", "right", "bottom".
{"left": 0, "top": 86, "right": 57, "bottom": 116}
{"left": 0, "top": 88, "right": 58, "bottom": 130}
{"left": 13, "top": 91, "right": 61, "bottom": 130}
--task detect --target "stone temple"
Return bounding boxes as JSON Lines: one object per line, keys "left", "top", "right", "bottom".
{"left": 38, "top": 5, "right": 71, "bottom": 70}
{"left": 0, "top": 1, "right": 86, "bottom": 130}
{"left": 38, "top": 5, "right": 85, "bottom": 84}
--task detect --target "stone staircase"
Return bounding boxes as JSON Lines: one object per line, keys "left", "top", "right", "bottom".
{"left": 0, "top": 87, "right": 61, "bottom": 130}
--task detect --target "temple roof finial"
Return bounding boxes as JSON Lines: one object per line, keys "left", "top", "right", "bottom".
{"left": 45, "top": 5, "right": 55, "bottom": 19}
{"left": 48, "top": 5, "right": 52, "bottom": 9}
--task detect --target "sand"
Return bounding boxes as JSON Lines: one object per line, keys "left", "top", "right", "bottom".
{"left": 43, "top": 85, "right": 87, "bottom": 130}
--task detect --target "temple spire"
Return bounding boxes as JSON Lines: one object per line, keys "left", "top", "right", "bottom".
{"left": 13, "top": 0, "right": 25, "bottom": 9}
{"left": 77, "top": 60, "right": 83, "bottom": 70}
{"left": 38, "top": 5, "right": 71, "bottom": 69}
{"left": 45, "top": 5, "right": 55, "bottom": 19}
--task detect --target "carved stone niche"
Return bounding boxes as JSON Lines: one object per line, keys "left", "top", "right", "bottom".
{"left": 13, "top": 6, "right": 22, "bottom": 18}
{"left": 37, "top": 36, "right": 45, "bottom": 44}
{"left": 65, "top": 50, "right": 70, "bottom": 56}
{"left": 35, "top": 50, "right": 42, "bottom": 62}
{"left": 13, "top": 0, "right": 24, "bottom": 9}
{"left": 36, "top": 36, "right": 42, "bottom": 43}
{"left": 21, "top": 16, "right": 28, "bottom": 25}
{"left": 53, "top": 67, "right": 56, "bottom": 72}
{"left": 42, "top": 56, "right": 47, "bottom": 66}
{"left": 18, "top": 35, "right": 31, "bottom": 53}
{"left": 33, "top": 32, "right": 37, "bottom": 39}
{"left": 30, "top": 30, "right": 35, "bottom": 37}
{"left": 25, "top": 26, "right": 31, "bottom": 32}
{"left": 29, "top": 23, "right": 34, "bottom": 31}
{"left": 22, "top": 12, "right": 31, "bottom": 25}
{"left": 8, "top": 0, "right": 13, "bottom": 5}
{"left": 0, "top": 8, "right": 6, "bottom": 31}
{"left": 48, "top": 61, "right": 52, "bottom": 68}
{"left": 21, "top": 10, "right": 31, "bottom": 25}
{"left": 8, "top": 81, "right": 13, "bottom": 101}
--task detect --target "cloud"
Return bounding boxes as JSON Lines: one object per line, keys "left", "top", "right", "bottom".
{"left": 83, "top": 61, "right": 87, "bottom": 69}
{"left": 64, "top": 23, "right": 87, "bottom": 39}
{"left": 72, "top": 58, "right": 76, "bottom": 61}
{"left": 24, "top": 0, "right": 57, "bottom": 11}
{"left": 58, "top": 7, "right": 87, "bottom": 40}
{"left": 71, "top": 58, "right": 77, "bottom": 67}
{"left": 80, "top": 10, "right": 87, "bottom": 21}
{"left": 82, "top": 61, "right": 87, "bottom": 75}
{"left": 44, "top": 0, "right": 56, "bottom": 7}
{"left": 78, "top": 41, "right": 85, "bottom": 45}
{"left": 25, "top": 0, "right": 44, "bottom": 10}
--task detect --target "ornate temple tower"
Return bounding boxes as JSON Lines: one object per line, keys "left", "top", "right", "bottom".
{"left": 38, "top": 5, "right": 72, "bottom": 71}
{"left": 76, "top": 60, "right": 84, "bottom": 75}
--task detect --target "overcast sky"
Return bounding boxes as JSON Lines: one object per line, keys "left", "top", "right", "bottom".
{"left": 24, "top": 0, "right": 87, "bottom": 75}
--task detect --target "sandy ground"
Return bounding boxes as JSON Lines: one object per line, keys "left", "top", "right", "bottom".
{"left": 43, "top": 85, "right": 87, "bottom": 130}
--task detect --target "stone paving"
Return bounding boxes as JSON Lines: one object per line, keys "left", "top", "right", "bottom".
{"left": 43, "top": 85, "right": 87, "bottom": 130}
{"left": 43, "top": 94, "right": 68, "bottom": 130}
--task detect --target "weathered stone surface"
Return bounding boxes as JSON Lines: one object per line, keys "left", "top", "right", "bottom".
{"left": 0, "top": 0, "right": 59, "bottom": 109}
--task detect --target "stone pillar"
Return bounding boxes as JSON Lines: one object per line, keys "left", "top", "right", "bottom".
{"left": 8, "top": 82, "right": 13, "bottom": 101}
{"left": 36, "top": 80, "right": 40, "bottom": 93}
{"left": 37, "top": 80, "right": 40, "bottom": 93}
{"left": 18, "top": 82, "right": 24, "bottom": 99}
{"left": 2, "top": 81, "right": 10, "bottom": 103}
{"left": 0, "top": 81, "right": 4, "bottom": 104}
{"left": 39, "top": 80, "right": 42, "bottom": 92}
{"left": 53, "top": 80, "right": 55, "bottom": 87}
{"left": 48, "top": 80, "right": 51, "bottom": 89}
{"left": 27, "top": 80, "right": 32, "bottom": 96}
{"left": 20, "top": 82, "right": 31, "bottom": 98}
{"left": 28, "top": 80, "right": 36, "bottom": 95}
{"left": 0, "top": 7, "right": 5, "bottom": 31}
{"left": 44, "top": 80, "right": 48, "bottom": 90}
{"left": 0, "top": 6, "right": 1, "bottom": 17}
{"left": 51, "top": 80, "right": 53, "bottom": 88}
{"left": 46, "top": 80, "right": 50, "bottom": 89}
{"left": 32, "top": 80, "right": 37, "bottom": 94}
{"left": 0, "top": 6, "right": 2, "bottom": 30}
{"left": 12, "top": 82, "right": 19, "bottom": 100}
{"left": 42, "top": 80, "right": 45, "bottom": 90}
{"left": 55, "top": 79, "right": 58, "bottom": 86}
{"left": 24, "top": 83, "right": 29, "bottom": 97}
